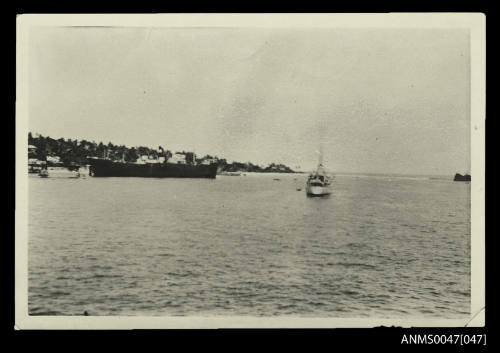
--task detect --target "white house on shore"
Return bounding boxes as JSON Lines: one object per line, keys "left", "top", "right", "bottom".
{"left": 201, "top": 158, "right": 218, "bottom": 165}
{"left": 46, "top": 155, "right": 61, "bottom": 164}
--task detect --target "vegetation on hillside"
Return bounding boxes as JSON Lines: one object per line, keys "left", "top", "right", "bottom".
{"left": 28, "top": 132, "right": 295, "bottom": 173}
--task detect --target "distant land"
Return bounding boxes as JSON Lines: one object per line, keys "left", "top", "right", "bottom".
{"left": 27, "top": 132, "right": 296, "bottom": 174}
{"left": 453, "top": 173, "right": 471, "bottom": 182}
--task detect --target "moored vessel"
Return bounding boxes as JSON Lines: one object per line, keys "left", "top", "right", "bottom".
{"left": 306, "top": 171, "right": 331, "bottom": 197}
{"left": 38, "top": 168, "right": 49, "bottom": 178}
{"left": 306, "top": 146, "right": 331, "bottom": 197}
{"left": 88, "top": 157, "right": 218, "bottom": 178}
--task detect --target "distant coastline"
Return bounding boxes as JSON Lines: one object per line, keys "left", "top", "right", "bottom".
{"left": 27, "top": 132, "right": 297, "bottom": 174}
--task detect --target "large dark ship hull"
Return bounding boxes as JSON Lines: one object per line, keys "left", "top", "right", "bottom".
{"left": 88, "top": 159, "right": 217, "bottom": 178}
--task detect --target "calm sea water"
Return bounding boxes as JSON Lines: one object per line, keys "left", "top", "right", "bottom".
{"left": 28, "top": 173, "right": 470, "bottom": 317}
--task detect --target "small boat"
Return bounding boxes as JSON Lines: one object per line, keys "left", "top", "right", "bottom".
{"left": 306, "top": 146, "right": 331, "bottom": 197}
{"left": 219, "top": 171, "right": 241, "bottom": 176}
{"left": 306, "top": 172, "right": 331, "bottom": 197}
{"left": 39, "top": 169, "right": 49, "bottom": 178}
{"left": 47, "top": 166, "right": 81, "bottom": 178}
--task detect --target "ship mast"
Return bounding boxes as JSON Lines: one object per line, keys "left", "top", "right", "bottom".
{"left": 318, "top": 144, "right": 324, "bottom": 168}
{"left": 316, "top": 143, "right": 324, "bottom": 174}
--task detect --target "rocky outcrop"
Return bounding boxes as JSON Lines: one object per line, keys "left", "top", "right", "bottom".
{"left": 453, "top": 173, "right": 471, "bottom": 182}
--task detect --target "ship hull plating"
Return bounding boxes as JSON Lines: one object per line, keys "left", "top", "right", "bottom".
{"left": 88, "top": 159, "right": 218, "bottom": 178}
{"left": 306, "top": 185, "right": 331, "bottom": 197}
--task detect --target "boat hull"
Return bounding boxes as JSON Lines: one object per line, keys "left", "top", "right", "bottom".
{"left": 306, "top": 185, "right": 331, "bottom": 197}
{"left": 46, "top": 167, "right": 82, "bottom": 178}
{"left": 88, "top": 159, "right": 218, "bottom": 178}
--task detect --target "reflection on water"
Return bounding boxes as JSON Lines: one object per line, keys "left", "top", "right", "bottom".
{"left": 28, "top": 173, "right": 470, "bottom": 317}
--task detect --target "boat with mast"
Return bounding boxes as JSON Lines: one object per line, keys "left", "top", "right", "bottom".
{"left": 305, "top": 146, "right": 331, "bottom": 197}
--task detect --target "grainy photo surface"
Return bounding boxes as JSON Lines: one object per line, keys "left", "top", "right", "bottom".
{"left": 16, "top": 14, "right": 485, "bottom": 329}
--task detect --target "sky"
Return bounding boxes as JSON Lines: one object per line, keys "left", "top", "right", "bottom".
{"left": 28, "top": 26, "right": 470, "bottom": 175}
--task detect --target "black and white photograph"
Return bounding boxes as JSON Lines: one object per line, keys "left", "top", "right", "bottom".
{"left": 15, "top": 13, "right": 485, "bottom": 329}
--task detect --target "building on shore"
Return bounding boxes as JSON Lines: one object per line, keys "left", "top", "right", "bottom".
{"left": 201, "top": 158, "right": 218, "bottom": 165}
{"left": 168, "top": 152, "right": 197, "bottom": 165}
{"left": 46, "top": 155, "right": 61, "bottom": 165}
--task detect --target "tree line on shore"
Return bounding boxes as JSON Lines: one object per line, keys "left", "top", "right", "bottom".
{"left": 28, "top": 133, "right": 295, "bottom": 173}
